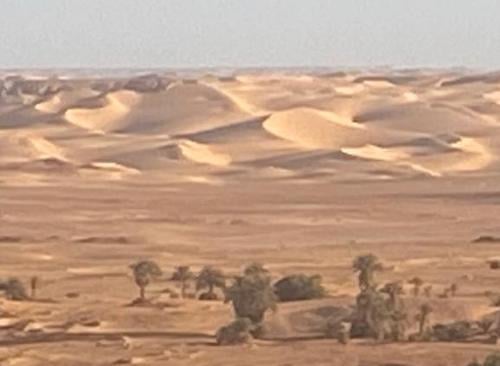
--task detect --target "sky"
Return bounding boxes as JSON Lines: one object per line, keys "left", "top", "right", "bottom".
{"left": 1, "top": 0, "right": 499, "bottom": 69}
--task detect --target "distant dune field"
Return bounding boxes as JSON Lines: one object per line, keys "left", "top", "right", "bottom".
{"left": 1, "top": 70, "right": 500, "bottom": 181}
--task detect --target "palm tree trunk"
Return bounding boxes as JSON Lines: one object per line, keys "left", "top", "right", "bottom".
{"left": 140, "top": 286, "right": 145, "bottom": 300}
{"left": 208, "top": 284, "right": 214, "bottom": 296}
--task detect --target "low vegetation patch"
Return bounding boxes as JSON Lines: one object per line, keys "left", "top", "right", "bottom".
{"left": 273, "top": 273, "right": 326, "bottom": 302}
{"left": 216, "top": 318, "right": 254, "bottom": 345}
{"left": 0, "top": 278, "right": 29, "bottom": 301}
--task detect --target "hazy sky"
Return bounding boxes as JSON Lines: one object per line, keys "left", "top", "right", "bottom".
{"left": 1, "top": 0, "right": 499, "bottom": 69}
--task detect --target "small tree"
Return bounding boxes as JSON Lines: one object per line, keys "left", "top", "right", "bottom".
{"left": 172, "top": 266, "right": 195, "bottom": 299}
{"left": 416, "top": 303, "right": 433, "bottom": 337}
{"left": 130, "top": 260, "right": 162, "bottom": 302}
{"left": 409, "top": 277, "right": 424, "bottom": 297}
{"left": 224, "top": 264, "right": 277, "bottom": 326}
{"left": 274, "top": 274, "right": 326, "bottom": 302}
{"left": 196, "top": 266, "right": 226, "bottom": 300}
{"left": 30, "top": 276, "right": 39, "bottom": 299}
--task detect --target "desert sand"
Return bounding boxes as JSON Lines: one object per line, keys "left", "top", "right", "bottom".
{"left": 2, "top": 69, "right": 500, "bottom": 365}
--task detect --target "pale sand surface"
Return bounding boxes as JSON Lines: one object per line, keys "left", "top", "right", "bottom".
{"left": 1, "top": 70, "right": 500, "bottom": 365}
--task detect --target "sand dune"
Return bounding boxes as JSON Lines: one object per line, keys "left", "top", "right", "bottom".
{"left": 0, "top": 70, "right": 499, "bottom": 181}
{"left": 64, "top": 90, "right": 142, "bottom": 133}
{"left": 263, "top": 108, "right": 369, "bottom": 150}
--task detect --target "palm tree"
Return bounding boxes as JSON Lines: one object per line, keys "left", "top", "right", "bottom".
{"left": 353, "top": 254, "right": 383, "bottom": 290}
{"left": 196, "top": 266, "right": 226, "bottom": 300}
{"left": 130, "top": 260, "right": 162, "bottom": 302}
{"left": 225, "top": 264, "right": 277, "bottom": 326}
{"left": 172, "top": 266, "right": 195, "bottom": 298}
{"left": 409, "top": 277, "right": 424, "bottom": 297}
{"left": 417, "top": 303, "right": 433, "bottom": 337}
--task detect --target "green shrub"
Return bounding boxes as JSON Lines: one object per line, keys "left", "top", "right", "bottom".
{"left": 274, "top": 274, "right": 326, "bottom": 302}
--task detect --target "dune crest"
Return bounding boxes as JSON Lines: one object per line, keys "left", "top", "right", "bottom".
{"left": 263, "top": 108, "right": 369, "bottom": 150}
{"left": 64, "top": 90, "right": 142, "bottom": 132}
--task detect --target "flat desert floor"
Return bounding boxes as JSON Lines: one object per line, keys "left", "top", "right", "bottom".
{"left": 1, "top": 69, "right": 500, "bottom": 365}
